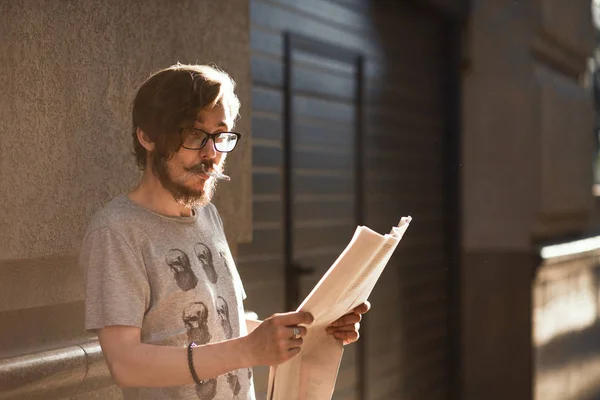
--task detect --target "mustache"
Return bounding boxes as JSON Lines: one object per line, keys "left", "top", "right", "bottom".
{"left": 185, "top": 162, "right": 217, "bottom": 174}
{"left": 186, "top": 162, "right": 231, "bottom": 181}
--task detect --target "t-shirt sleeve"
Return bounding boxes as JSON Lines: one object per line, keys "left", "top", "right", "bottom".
{"left": 80, "top": 226, "right": 151, "bottom": 332}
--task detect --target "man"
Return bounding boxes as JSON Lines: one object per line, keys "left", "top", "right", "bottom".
{"left": 80, "top": 63, "right": 369, "bottom": 400}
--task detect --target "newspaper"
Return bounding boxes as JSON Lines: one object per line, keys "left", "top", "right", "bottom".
{"left": 267, "top": 217, "right": 412, "bottom": 400}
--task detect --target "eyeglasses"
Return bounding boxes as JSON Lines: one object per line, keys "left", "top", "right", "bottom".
{"left": 180, "top": 128, "right": 241, "bottom": 153}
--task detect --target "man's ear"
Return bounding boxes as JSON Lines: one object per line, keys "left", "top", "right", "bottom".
{"left": 136, "top": 127, "right": 155, "bottom": 151}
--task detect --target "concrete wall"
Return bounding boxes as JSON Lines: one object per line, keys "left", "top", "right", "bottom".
{"left": 461, "top": 0, "right": 595, "bottom": 399}
{"left": 0, "top": 0, "right": 251, "bottom": 397}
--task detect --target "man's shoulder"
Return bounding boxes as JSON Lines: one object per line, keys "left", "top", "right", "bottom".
{"left": 200, "top": 201, "right": 219, "bottom": 216}
{"left": 197, "top": 202, "right": 223, "bottom": 228}
{"left": 84, "top": 195, "right": 142, "bottom": 236}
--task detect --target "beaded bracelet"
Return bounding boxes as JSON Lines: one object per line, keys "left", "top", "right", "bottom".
{"left": 187, "top": 342, "right": 202, "bottom": 386}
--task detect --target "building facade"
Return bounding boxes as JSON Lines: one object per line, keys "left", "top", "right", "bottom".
{"left": 0, "top": 1, "right": 597, "bottom": 400}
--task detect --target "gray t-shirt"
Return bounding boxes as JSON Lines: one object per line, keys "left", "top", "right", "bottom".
{"left": 80, "top": 195, "right": 255, "bottom": 400}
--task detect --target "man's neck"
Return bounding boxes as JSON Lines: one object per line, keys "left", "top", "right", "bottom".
{"left": 128, "top": 169, "right": 194, "bottom": 218}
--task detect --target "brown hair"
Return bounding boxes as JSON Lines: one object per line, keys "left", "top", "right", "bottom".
{"left": 131, "top": 63, "right": 240, "bottom": 169}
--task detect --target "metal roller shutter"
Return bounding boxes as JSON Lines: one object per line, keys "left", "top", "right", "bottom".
{"left": 239, "top": 1, "right": 452, "bottom": 399}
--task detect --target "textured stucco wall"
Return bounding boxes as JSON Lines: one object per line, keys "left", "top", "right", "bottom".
{"left": 0, "top": 0, "right": 251, "bottom": 384}
{"left": 0, "top": 0, "right": 252, "bottom": 262}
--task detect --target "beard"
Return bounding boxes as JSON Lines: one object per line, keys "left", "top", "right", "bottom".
{"left": 151, "top": 153, "right": 222, "bottom": 209}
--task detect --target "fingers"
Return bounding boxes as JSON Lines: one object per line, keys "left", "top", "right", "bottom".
{"left": 327, "top": 322, "right": 359, "bottom": 334}
{"left": 287, "top": 338, "right": 303, "bottom": 349}
{"left": 273, "top": 311, "right": 314, "bottom": 326}
{"left": 287, "top": 347, "right": 302, "bottom": 357}
{"left": 328, "top": 302, "right": 370, "bottom": 329}
{"left": 272, "top": 337, "right": 303, "bottom": 364}
{"left": 252, "top": 315, "right": 311, "bottom": 366}
{"left": 353, "top": 301, "right": 371, "bottom": 315}
{"left": 286, "top": 326, "right": 308, "bottom": 339}
{"left": 330, "top": 312, "right": 361, "bottom": 327}
{"left": 333, "top": 330, "right": 359, "bottom": 343}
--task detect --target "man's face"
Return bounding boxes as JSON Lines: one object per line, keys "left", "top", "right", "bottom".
{"left": 152, "top": 104, "right": 230, "bottom": 208}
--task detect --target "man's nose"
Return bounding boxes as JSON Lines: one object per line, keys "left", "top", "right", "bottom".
{"left": 200, "top": 137, "right": 217, "bottom": 159}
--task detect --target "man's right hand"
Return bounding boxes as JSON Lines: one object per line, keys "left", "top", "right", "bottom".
{"left": 244, "top": 311, "right": 314, "bottom": 366}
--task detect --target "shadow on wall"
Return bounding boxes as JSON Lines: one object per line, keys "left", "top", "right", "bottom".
{"left": 534, "top": 258, "right": 600, "bottom": 400}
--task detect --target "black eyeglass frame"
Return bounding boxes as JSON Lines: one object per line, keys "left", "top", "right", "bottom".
{"left": 179, "top": 128, "right": 242, "bottom": 153}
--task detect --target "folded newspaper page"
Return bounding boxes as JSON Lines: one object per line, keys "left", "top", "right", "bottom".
{"left": 267, "top": 217, "right": 412, "bottom": 400}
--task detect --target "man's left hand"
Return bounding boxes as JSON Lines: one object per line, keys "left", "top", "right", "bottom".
{"left": 326, "top": 301, "right": 371, "bottom": 345}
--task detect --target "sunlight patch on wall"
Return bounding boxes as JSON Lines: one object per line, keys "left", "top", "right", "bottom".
{"left": 533, "top": 266, "right": 597, "bottom": 346}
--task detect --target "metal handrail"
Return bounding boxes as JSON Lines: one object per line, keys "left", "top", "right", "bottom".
{"left": 0, "top": 341, "right": 113, "bottom": 400}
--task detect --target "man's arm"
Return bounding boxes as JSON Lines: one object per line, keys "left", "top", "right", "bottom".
{"left": 98, "top": 311, "right": 313, "bottom": 388}
{"left": 98, "top": 326, "right": 249, "bottom": 388}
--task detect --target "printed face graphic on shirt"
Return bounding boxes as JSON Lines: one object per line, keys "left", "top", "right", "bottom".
{"left": 219, "top": 250, "right": 233, "bottom": 279}
{"left": 165, "top": 249, "right": 198, "bottom": 291}
{"left": 195, "top": 377, "right": 217, "bottom": 400}
{"left": 216, "top": 296, "right": 233, "bottom": 339}
{"left": 194, "top": 242, "right": 218, "bottom": 284}
{"left": 182, "top": 302, "right": 212, "bottom": 345}
{"left": 226, "top": 371, "right": 241, "bottom": 399}
{"left": 219, "top": 250, "right": 229, "bottom": 269}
